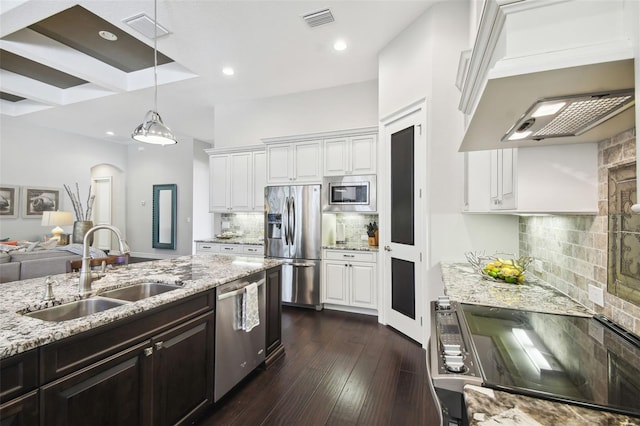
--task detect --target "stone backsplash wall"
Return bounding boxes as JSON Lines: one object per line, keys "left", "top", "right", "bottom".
{"left": 519, "top": 128, "right": 639, "bottom": 335}
{"left": 334, "top": 213, "right": 379, "bottom": 243}
{"left": 218, "top": 212, "right": 263, "bottom": 238}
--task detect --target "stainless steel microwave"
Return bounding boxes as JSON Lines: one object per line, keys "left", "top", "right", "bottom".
{"left": 322, "top": 175, "right": 377, "bottom": 212}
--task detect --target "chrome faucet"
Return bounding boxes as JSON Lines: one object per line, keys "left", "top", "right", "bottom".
{"left": 79, "top": 225, "right": 130, "bottom": 296}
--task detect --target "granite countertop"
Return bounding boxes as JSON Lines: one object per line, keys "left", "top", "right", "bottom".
{"left": 464, "top": 385, "right": 639, "bottom": 426}
{"left": 323, "top": 243, "right": 379, "bottom": 252}
{"left": 440, "top": 262, "right": 593, "bottom": 316}
{"left": 195, "top": 237, "right": 264, "bottom": 246}
{"left": 0, "top": 254, "right": 282, "bottom": 360}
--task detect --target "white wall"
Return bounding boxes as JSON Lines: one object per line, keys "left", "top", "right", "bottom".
{"left": 126, "top": 139, "right": 195, "bottom": 258}
{"left": 378, "top": 1, "right": 519, "bottom": 307}
{"left": 214, "top": 80, "right": 378, "bottom": 147}
{"left": 0, "top": 117, "right": 127, "bottom": 241}
{"left": 192, "top": 139, "right": 214, "bottom": 253}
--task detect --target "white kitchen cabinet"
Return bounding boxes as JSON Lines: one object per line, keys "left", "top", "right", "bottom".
{"left": 322, "top": 249, "right": 377, "bottom": 311}
{"left": 489, "top": 148, "right": 516, "bottom": 210}
{"left": 196, "top": 242, "right": 220, "bottom": 253}
{"left": 209, "top": 155, "right": 229, "bottom": 212}
{"left": 265, "top": 140, "right": 322, "bottom": 184}
{"left": 206, "top": 146, "right": 265, "bottom": 213}
{"left": 323, "top": 134, "right": 377, "bottom": 176}
{"left": 195, "top": 242, "right": 263, "bottom": 257}
{"left": 466, "top": 144, "right": 598, "bottom": 214}
{"left": 253, "top": 151, "right": 266, "bottom": 211}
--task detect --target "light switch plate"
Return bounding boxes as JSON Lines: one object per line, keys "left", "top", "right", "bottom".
{"left": 588, "top": 284, "right": 604, "bottom": 307}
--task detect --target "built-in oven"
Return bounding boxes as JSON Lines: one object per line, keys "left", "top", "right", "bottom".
{"left": 322, "top": 174, "right": 376, "bottom": 212}
{"left": 429, "top": 297, "right": 640, "bottom": 425}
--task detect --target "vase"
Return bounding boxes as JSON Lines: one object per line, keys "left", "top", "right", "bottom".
{"left": 72, "top": 221, "right": 94, "bottom": 245}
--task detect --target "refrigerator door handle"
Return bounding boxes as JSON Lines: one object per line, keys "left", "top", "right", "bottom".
{"left": 284, "top": 196, "right": 290, "bottom": 245}
{"left": 290, "top": 196, "right": 296, "bottom": 244}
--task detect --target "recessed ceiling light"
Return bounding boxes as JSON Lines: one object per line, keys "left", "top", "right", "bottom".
{"left": 222, "top": 67, "right": 235, "bottom": 76}
{"left": 105, "top": 131, "right": 115, "bottom": 136}
{"left": 98, "top": 30, "right": 118, "bottom": 41}
{"left": 333, "top": 40, "right": 347, "bottom": 51}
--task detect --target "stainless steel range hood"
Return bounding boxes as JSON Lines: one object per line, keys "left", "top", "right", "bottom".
{"left": 502, "top": 89, "right": 634, "bottom": 142}
{"left": 459, "top": 59, "right": 636, "bottom": 152}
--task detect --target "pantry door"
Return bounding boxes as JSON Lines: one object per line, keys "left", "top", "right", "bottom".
{"left": 381, "top": 101, "right": 426, "bottom": 344}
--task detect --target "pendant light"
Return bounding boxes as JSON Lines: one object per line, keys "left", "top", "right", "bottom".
{"left": 132, "top": 0, "right": 177, "bottom": 145}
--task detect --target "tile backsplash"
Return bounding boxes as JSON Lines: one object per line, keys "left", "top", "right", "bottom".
{"left": 519, "top": 128, "right": 639, "bottom": 335}
{"left": 218, "top": 213, "right": 263, "bottom": 238}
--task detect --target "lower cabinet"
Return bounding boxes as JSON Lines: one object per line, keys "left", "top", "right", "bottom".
{"left": 195, "top": 242, "right": 264, "bottom": 257}
{"left": 41, "top": 340, "right": 153, "bottom": 426}
{"left": 36, "top": 292, "right": 215, "bottom": 426}
{"left": 152, "top": 312, "right": 215, "bottom": 425}
{"left": 0, "top": 390, "right": 38, "bottom": 426}
{"left": 265, "top": 266, "right": 284, "bottom": 366}
{"left": 322, "top": 250, "right": 377, "bottom": 311}
{"left": 0, "top": 348, "right": 39, "bottom": 426}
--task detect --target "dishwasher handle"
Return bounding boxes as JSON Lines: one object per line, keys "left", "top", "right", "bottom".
{"left": 217, "top": 278, "right": 265, "bottom": 301}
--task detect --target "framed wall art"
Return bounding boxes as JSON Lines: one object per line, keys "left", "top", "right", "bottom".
{"left": 22, "top": 187, "right": 60, "bottom": 218}
{"left": 0, "top": 185, "right": 20, "bottom": 218}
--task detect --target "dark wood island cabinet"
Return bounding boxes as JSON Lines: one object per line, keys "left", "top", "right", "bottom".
{"left": 0, "top": 257, "right": 283, "bottom": 426}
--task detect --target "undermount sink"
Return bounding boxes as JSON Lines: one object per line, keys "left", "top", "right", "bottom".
{"left": 24, "top": 297, "right": 127, "bottom": 322}
{"left": 98, "top": 282, "right": 181, "bottom": 302}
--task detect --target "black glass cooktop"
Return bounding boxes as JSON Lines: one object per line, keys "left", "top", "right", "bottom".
{"left": 460, "top": 304, "right": 640, "bottom": 417}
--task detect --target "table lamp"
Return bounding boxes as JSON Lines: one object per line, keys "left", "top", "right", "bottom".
{"left": 41, "top": 211, "right": 74, "bottom": 245}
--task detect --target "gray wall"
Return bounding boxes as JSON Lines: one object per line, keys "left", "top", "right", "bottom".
{"left": 0, "top": 117, "right": 127, "bottom": 241}
{"left": 126, "top": 139, "right": 196, "bottom": 258}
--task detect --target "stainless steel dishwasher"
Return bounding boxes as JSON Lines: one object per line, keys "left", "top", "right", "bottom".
{"left": 214, "top": 271, "right": 266, "bottom": 402}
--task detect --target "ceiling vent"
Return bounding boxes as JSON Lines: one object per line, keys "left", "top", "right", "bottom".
{"left": 123, "top": 13, "right": 170, "bottom": 39}
{"left": 502, "top": 89, "right": 635, "bottom": 142}
{"left": 302, "top": 9, "right": 334, "bottom": 28}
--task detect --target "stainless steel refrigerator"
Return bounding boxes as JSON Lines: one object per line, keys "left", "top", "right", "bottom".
{"left": 265, "top": 184, "right": 322, "bottom": 310}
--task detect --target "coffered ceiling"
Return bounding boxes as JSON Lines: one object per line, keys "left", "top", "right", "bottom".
{"left": 0, "top": 1, "right": 437, "bottom": 144}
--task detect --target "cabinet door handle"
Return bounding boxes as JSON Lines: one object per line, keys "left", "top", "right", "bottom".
{"left": 155, "top": 341, "right": 164, "bottom": 351}
{"left": 144, "top": 347, "right": 153, "bottom": 357}
{"left": 343, "top": 254, "right": 355, "bottom": 258}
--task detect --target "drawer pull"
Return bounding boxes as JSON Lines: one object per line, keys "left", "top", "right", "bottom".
{"left": 343, "top": 254, "right": 355, "bottom": 258}
{"left": 144, "top": 347, "right": 153, "bottom": 357}
{"left": 155, "top": 341, "right": 164, "bottom": 351}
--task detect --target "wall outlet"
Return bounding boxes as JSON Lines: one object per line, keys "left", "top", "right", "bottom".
{"left": 361, "top": 234, "right": 369, "bottom": 241}
{"left": 533, "top": 259, "right": 543, "bottom": 273}
{"left": 588, "top": 284, "right": 604, "bottom": 307}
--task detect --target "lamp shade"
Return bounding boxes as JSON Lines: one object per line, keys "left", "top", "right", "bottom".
{"left": 132, "top": 110, "right": 178, "bottom": 146}
{"left": 41, "top": 211, "right": 74, "bottom": 227}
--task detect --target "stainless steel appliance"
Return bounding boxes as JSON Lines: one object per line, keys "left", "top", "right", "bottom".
{"left": 265, "top": 184, "right": 322, "bottom": 309}
{"left": 429, "top": 297, "right": 640, "bottom": 425}
{"left": 214, "top": 272, "right": 266, "bottom": 402}
{"left": 322, "top": 174, "right": 376, "bottom": 212}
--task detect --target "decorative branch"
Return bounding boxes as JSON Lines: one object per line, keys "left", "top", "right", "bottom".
{"left": 64, "top": 183, "right": 95, "bottom": 222}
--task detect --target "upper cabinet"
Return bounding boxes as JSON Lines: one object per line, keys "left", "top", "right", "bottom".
{"left": 459, "top": 0, "right": 636, "bottom": 152}
{"left": 206, "top": 146, "right": 265, "bottom": 213}
{"left": 265, "top": 140, "right": 322, "bottom": 184}
{"left": 323, "top": 134, "right": 377, "bottom": 176}
{"left": 465, "top": 143, "right": 598, "bottom": 215}
{"left": 262, "top": 127, "right": 378, "bottom": 185}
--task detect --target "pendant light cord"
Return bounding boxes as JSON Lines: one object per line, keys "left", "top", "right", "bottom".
{"left": 153, "top": 0, "right": 158, "bottom": 112}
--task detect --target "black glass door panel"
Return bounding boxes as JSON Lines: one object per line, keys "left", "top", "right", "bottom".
{"left": 391, "top": 126, "right": 414, "bottom": 245}
{"left": 391, "top": 258, "right": 415, "bottom": 319}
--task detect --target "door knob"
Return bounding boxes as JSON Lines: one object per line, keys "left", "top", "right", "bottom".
{"left": 384, "top": 245, "right": 392, "bottom": 251}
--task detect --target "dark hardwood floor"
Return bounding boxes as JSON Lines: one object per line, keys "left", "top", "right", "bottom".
{"left": 194, "top": 306, "right": 441, "bottom": 425}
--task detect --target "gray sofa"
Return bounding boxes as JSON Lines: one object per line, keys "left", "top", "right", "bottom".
{"left": 0, "top": 250, "right": 82, "bottom": 283}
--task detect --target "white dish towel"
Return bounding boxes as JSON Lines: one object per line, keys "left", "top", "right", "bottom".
{"left": 242, "top": 282, "right": 260, "bottom": 332}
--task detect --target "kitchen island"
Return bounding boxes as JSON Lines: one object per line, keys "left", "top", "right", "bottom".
{"left": 439, "top": 262, "right": 640, "bottom": 425}
{"left": 0, "top": 254, "right": 283, "bottom": 425}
